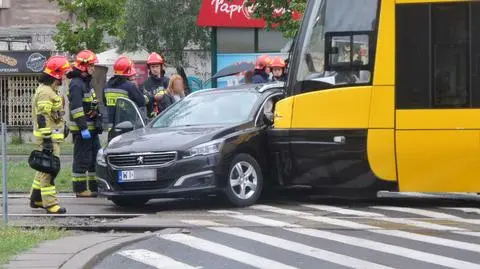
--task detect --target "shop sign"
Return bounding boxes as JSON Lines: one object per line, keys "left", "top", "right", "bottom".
{"left": 197, "top": 0, "right": 301, "bottom": 28}
{"left": 0, "top": 51, "right": 51, "bottom": 74}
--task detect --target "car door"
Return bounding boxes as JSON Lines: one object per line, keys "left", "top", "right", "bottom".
{"left": 107, "top": 97, "right": 146, "bottom": 142}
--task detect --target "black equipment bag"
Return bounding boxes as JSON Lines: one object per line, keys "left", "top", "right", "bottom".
{"left": 28, "top": 150, "right": 61, "bottom": 174}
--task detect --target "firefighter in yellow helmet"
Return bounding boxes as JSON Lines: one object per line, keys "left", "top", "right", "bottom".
{"left": 29, "top": 55, "right": 72, "bottom": 214}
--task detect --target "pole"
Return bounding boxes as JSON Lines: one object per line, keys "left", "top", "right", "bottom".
{"left": 211, "top": 27, "right": 218, "bottom": 88}
{"left": 1, "top": 122, "right": 7, "bottom": 225}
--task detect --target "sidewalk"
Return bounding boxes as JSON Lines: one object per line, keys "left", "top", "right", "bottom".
{"left": 4, "top": 232, "right": 154, "bottom": 269}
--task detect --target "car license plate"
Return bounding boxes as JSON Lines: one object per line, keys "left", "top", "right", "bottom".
{"left": 118, "top": 169, "right": 156, "bottom": 182}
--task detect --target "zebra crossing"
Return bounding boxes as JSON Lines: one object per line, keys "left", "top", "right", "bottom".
{"left": 94, "top": 203, "right": 480, "bottom": 269}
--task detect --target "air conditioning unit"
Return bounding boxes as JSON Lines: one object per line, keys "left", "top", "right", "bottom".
{"left": 0, "top": 0, "right": 11, "bottom": 9}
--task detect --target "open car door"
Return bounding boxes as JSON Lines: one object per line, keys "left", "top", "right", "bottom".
{"left": 107, "top": 97, "right": 146, "bottom": 142}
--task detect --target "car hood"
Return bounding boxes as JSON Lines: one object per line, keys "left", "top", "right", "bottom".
{"left": 105, "top": 124, "right": 243, "bottom": 154}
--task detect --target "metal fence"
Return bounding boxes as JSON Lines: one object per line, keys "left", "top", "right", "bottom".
{"left": 0, "top": 75, "right": 40, "bottom": 128}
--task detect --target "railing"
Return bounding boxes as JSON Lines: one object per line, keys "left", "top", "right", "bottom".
{"left": 0, "top": 75, "right": 40, "bottom": 128}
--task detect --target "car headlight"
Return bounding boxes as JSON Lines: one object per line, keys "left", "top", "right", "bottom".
{"left": 96, "top": 148, "right": 107, "bottom": 167}
{"left": 183, "top": 140, "right": 223, "bottom": 159}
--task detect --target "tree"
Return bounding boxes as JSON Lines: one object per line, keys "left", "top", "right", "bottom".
{"left": 118, "top": 0, "right": 210, "bottom": 66}
{"left": 243, "top": 0, "right": 306, "bottom": 39}
{"left": 49, "top": 0, "right": 127, "bottom": 54}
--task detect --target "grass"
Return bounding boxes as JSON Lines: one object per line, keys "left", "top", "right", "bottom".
{"left": 6, "top": 142, "right": 74, "bottom": 156}
{"left": 0, "top": 161, "right": 72, "bottom": 192}
{"left": 0, "top": 226, "right": 69, "bottom": 266}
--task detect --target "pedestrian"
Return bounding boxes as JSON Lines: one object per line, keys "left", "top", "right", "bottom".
{"left": 270, "top": 56, "right": 287, "bottom": 82}
{"left": 252, "top": 54, "right": 272, "bottom": 84}
{"left": 29, "top": 55, "right": 72, "bottom": 214}
{"left": 103, "top": 55, "right": 147, "bottom": 128}
{"left": 140, "top": 52, "right": 170, "bottom": 118}
{"left": 158, "top": 74, "right": 185, "bottom": 112}
{"left": 67, "top": 49, "right": 102, "bottom": 198}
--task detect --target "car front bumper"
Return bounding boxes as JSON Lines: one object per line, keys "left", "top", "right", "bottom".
{"left": 96, "top": 153, "right": 226, "bottom": 199}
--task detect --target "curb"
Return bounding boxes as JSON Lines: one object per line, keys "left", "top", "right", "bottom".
{"left": 60, "top": 232, "right": 156, "bottom": 269}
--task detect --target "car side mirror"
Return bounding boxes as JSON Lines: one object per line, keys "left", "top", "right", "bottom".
{"left": 115, "top": 121, "right": 134, "bottom": 133}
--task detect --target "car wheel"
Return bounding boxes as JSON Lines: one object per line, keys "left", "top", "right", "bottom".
{"left": 111, "top": 197, "right": 150, "bottom": 208}
{"left": 224, "top": 153, "right": 263, "bottom": 207}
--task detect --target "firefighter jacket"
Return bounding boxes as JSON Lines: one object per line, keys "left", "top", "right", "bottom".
{"left": 67, "top": 69, "right": 99, "bottom": 133}
{"left": 103, "top": 76, "right": 147, "bottom": 127}
{"left": 252, "top": 70, "right": 270, "bottom": 84}
{"left": 32, "top": 84, "right": 65, "bottom": 142}
{"left": 141, "top": 75, "right": 169, "bottom": 95}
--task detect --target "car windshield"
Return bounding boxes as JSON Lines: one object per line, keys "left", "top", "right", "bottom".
{"left": 151, "top": 91, "right": 260, "bottom": 128}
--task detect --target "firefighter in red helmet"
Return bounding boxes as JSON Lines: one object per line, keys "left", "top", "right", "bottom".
{"left": 29, "top": 55, "right": 72, "bottom": 214}
{"left": 270, "top": 56, "right": 287, "bottom": 82}
{"left": 141, "top": 52, "right": 170, "bottom": 118}
{"left": 252, "top": 54, "right": 272, "bottom": 84}
{"left": 67, "top": 49, "right": 102, "bottom": 198}
{"left": 103, "top": 56, "right": 147, "bottom": 129}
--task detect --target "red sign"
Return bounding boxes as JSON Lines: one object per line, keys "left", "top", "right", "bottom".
{"left": 197, "top": 0, "right": 302, "bottom": 28}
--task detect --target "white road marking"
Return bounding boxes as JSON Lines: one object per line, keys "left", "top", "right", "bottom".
{"left": 117, "top": 249, "right": 200, "bottom": 269}
{"left": 443, "top": 207, "right": 480, "bottom": 215}
{"left": 159, "top": 233, "right": 299, "bottom": 269}
{"left": 208, "top": 214, "right": 480, "bottom": 269}
{"left": 210, "top": 226, "right": 395, "bottom": 269}
{"left": 181, "top": 220, "right": 227, "bottom": 227}
{"left": 370, "top": 206, "right": 480, "bottom": 225}
{"left": 289, "top": 228, "right": 480, "bottom": 269}
{"left": 250, "top": 205, "right": 314, "bottom": 216}
{"left": 299, "top": 204, "right": 385, "bottom": 217}
{"left": 208, "top": 210, "right": 302, "bottom": 227}
{"left": 250, "top": 205, "right": 480, "bottom": 253}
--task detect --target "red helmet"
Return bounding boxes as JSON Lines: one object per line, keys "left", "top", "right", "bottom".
{"left": 147, "top": 52, "right": 164, "bottom": 66}
{"left": 43, "top": 55, "right": 72, "bottom": 80}
{"left": 270, "top": 56, "right": 286, "bottom": 68}
{"left": 74, "top": 50, "right": 98, "bottom": 72}
{"left": 114, "top": 56, "right": 137, "bottom": 77}
{"left": 255, "top": 54, "right": 272, "bottom": 70}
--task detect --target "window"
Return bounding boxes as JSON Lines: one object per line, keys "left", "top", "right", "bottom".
{"left": 0, "top": 0, "right": 11, "bottom": 9}
{"left": 152, "top": 91, "right": 260, "bottom": 128}
{"left": 258, "top": 29, "right": 290, "bottom": 52}
{"left": 218, "top": 28, "right": 255, "bottom": 53}
{"left": 396, "top": 2, "right": 473, "bottom": 109}
{"left": 472, "top": 3, "right": 480, "bottom": 107}
{"left": 294, "top": 0, "right": 379, "bottom": 94}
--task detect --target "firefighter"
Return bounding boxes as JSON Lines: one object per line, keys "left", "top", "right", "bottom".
{"left": 140, "top": 52, "right": 169, "bottom": 118}
{"left": 252, "top": 54, "right": 272, "bottom": 84}
{"left": 29, "top": 55, "right": 72, "bottom": 214}
{"left": 67, "top": 49, "right": 102, "bottom": 198}
{"left": 270, "top": 56, "right": 287, "bottom": 82}
{"left": 103, "top": 55, "right": 147, "bottom": 128}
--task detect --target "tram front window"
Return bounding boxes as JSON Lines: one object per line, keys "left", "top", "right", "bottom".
{"left": 296, "top": 0, "right": 379, "bottom": 87}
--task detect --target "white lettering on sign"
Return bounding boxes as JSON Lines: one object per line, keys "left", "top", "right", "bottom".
{"left": 210, "top": 0, "right": 287, "bottom": 20}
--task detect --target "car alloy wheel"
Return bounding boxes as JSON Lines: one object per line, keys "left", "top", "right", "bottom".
{"left": 225, "top": 153, "right": 263, "bottom": 207}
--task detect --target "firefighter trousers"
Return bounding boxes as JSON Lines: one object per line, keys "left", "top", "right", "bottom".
{"left": 29, "top": 142, "right": 61, "bottom": 208}
{"left": 72, "top": 133, "right": 100, "bottom": 194}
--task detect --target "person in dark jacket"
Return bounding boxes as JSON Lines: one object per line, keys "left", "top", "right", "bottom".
{"left": 140, "top": 52, "right": 169, "bottom": 118}
{"left": 103, "top": 56, "right": 147, "bottom": 130}
{"left": 252, "top": 54, "right": 272, "bottom": 84}
{"left": 158, "top": 74, "right": 185, "bottom": 112}
{"left": 67, "top": 49, "right": 101, "bottom": 198}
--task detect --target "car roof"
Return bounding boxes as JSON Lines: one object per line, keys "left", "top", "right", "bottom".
{"left": 191, "top": 82, "right": 285, "bottom": 97}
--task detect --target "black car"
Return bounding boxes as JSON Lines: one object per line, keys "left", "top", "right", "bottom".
{"left": 96, "top": 83, "right": 285, "bottom": 207}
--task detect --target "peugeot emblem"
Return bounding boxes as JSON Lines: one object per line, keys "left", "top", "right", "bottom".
{"left": 136, "top": 156, "right": 144, "bottom": 165}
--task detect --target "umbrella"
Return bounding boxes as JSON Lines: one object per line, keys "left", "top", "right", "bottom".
{"left": 212, "top": 62, "right": 255, "bottom": 79}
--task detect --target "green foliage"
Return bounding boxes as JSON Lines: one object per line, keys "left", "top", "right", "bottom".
{"left": 243, "top": 0, "right": 307, "bottom": 39}
{"left": 10, "top": 135, "right": 23, "bottom": 145}
{"left": 118, "top": 0, "right": 210, "bottom": 66}
{"left": 0, "top": 227, "right": 68, "bottom": 265}
{"left": 49, "top": 0, "right": 127, "bottom": 54}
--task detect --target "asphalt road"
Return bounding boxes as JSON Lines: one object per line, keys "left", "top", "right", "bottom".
{"left": 53, "top": 192, "right": 480, "bottom": 269}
